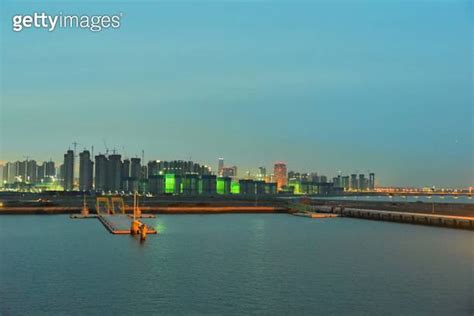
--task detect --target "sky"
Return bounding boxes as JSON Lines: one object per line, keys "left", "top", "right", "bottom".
{"left": 0, "top": 0, "right": 472, "bottom": 187}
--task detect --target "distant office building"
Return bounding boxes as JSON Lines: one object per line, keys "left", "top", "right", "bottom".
{"left": 183, "top": 174, "right": 199, "bottom": 195}
{"left": 59, "top": 164, "right": 65, "bottom": 185}
{"left": 16, "top": 160, "right": 27, "bottom": 182}
{"left": 201, "top": 175, "right": 217, "bottom": 195}
{"left": 121, "top": 159, "right": 131, "bottom": 191}
{"left": 45, "top": 161, "right": 55, "bottom": 177}
{"left": 63, "top": 150, "right": 74, "bottom": 191}
{"left": 239, "top": 179, "right": 255, "bottom": 195}
{"left": 107, "top": 154, "right": 122, "bottom": 192}
{"left": 333, "top": 176, "right": 341, "bottom": 188}
{"left": 147, "top": 160, "right": 161, "bottom": 177}
{"left": 274, "top": 162, "right": 287, "bottom": 191}
{"left": 37, "top": 163, "right": 45, "bottom": 181}
{"left": 359, "top": 174, "right": 367, "bottom": 191}
{"left": 319, "top": 175, "right": 327, "bottom": 183}
{"left": 217, "top": 177, "right": 231, "bottom": 195}
{"left": 256, "top": 167, "right": 266, "bottom": 181}
{"left": 79, "top": 150, "right": 93, "bottom": 191}
{"left": 148, "top": 175, "right": 165, "bottom": 195}
{"left": 130, "top": 158, "right": 141, "bottom": 179}
{"left": 174, "top": 175, "right": 182, "bottom": 194}
{"left": 265, "top": 182, "right": 277, "bottom": 194}
{"left": 122, "top": 159, "right": 130, "bottom": 179}
{"left": 288, "top": 171, "right": 295, "bottom": 180}
{"left": 94, "top": 154, "right": 108, "bottom": 192}
{"left": 26, "top": 160, "right": 37, "bottom": 183}
{"left": 255, "top": 180, "right": 266, "bottom": 194}
{"left": 148, "top": 160, "right": 210, "bottom": 177}
{"left": 218, "top": 158, "right": 224, "bottom": 176}
{"left": 369, "top": 173, "right": 375, "bottom": 190}
{"left": 342, "top": 176, "right": 350, "bottom": 190}
{"left": 350, "top": 174, "right": 358, "bottom": 190}
{"left": 222, "top": 166, "right": 237, "bottom": 179}
{"left": 2, "top": 164, "right": 8, "bottom": 184}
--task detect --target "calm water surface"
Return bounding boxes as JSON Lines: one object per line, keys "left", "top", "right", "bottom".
{"left": 0, "top": 214, "right": 472, "bottom": 315}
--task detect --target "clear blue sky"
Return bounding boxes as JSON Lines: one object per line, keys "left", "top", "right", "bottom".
{"left": 0, "top": 0, "right": 472, "bottom": 187}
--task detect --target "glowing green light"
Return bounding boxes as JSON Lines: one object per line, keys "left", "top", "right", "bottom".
{"left": 231, "top": 182, "right": 240, "bottom": 194}
{"left": 217, "top": 178, "right": 225, "bottom": 194}
{"left": 165, "top": 174, "right": 175, "bottom": 193}
{"left": 288, "top": 180, "right": 302, "bottom": 194}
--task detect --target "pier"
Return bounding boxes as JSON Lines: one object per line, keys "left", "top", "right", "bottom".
{"left": 97, "top": 214, "right": 157, "bottom": 235}
{"left": 315, "top": 205, "right": 474, "bottom": 230}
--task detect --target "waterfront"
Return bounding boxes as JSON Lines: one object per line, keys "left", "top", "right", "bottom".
{"left": 1, "top": 214, "right": 472, "bottom": 315}
{"left": 314, "top": 195, "right": 474, "bottom": 204}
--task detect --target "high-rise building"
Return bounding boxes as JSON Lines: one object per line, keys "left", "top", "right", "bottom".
{"left": 359, "top": 174, "right": 367, "bottom": 191}
{"left": 183, "top": 174, "right": 199, "bottom": 195}
{"left": 148, "top": 160, "right": 211, "bottom": 177}
{"left": 63, "top": 150, "right": 74, "bottom": 191}
{"left": 350, "top": 174, "right": 358, "bottom": 191}
{"left": 37, "top": 163, "right": 45, "bottom": 181}
{"left": 201, "top": 175, "right": 217, "bottom": 195}
{"left": 255, "top": 180, "right": 265, "bottom": 194}
{"left": 121, "top": 159, "right": 131, "bottom": 191}
{"left": 107, "top": 154, "right": 122, "bottom": 192}
{"left": 274, "top": 162, "right": 287, "bottom": 190}
{"left": 217, "top": 177, "right": 231, "bottom": 195}
{"left": 257, "top": 167, "right": 266, "bottom": 181}
{"left": 45, "top": 161, "right": 55, "bottom": 177}
{"left": 59, "top": 164, "right": 65, "bottom": 185}
{"left": 16, "top": 160, "right": 27, "bottom": 182}
{"left": 130, "top": 158, "right": 141, "bottom": 179}
{"left": 222, "top": 166, "right": 237, "bottom": 178}
{"left": 309, "top": 172, "right": 319, "bottom": 183}
{"left": 218, "top": 158, "right": 224, "bottom": 176}
{"left": 26, "top": 160, "right": 37, "bottom": 183}
{"left": 122, "top": 159, "right": 130, "bottom": 179}
{"left": 265, "top": 182, "right": 277, "bottom": 194}
{"left": 94, "top": 154, "right": 108, "bottom": 192}
{"left": 79, "top": 150, "right": 93, "bottom": 191}
{"left": 3, "top": 162, "right": 14, "bottom": 183}
{"left": 369, "top": 173, "right": 375, "bottom": 190}
{"left": 148, "top": 175, "right": 165, "bottom": 195}
{"left": 342, "top": 176, "right": 350, "bottom": 190}
{"left": 239, "top": 179, "right": 256, "bottom": 195}
{"left": 333, "top": 175, "right": 342, "bottom": 188}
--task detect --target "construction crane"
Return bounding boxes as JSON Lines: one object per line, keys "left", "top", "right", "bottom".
{"left": 102, "top": 139, "right": 110, "bottom": 156}
{"left": 72, "top": 141, "right": 81, "bottom": 155}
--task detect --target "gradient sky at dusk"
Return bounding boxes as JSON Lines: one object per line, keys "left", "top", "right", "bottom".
{"left": 0, "top": 0, "right": 472, "bottom": 187}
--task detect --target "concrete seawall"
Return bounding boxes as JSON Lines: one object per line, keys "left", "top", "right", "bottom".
{"left": 313, "top": 205, "right": 474, "bottom": 230}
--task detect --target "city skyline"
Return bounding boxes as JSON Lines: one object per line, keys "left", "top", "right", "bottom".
{"left": 1, "top": 1, "right": 472, "bottom": 187}
{"left": 1, "top": 148, "right": 381, "bottom": 196}
{"left": 0, "top": 143, "right": 471, "bottom": 189}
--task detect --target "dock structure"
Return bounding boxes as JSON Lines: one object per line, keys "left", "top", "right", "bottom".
{"left": 69, "top": 196, "right": 157, "bottom": 235}
{"left": 292, "top": 212, "right": 339, "bottom": 219}
{"left": 97, "top": 214, "right": 157, "bottom": 235}
{"left": 318, "top": 206, "right": 474, "bottom": 230}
